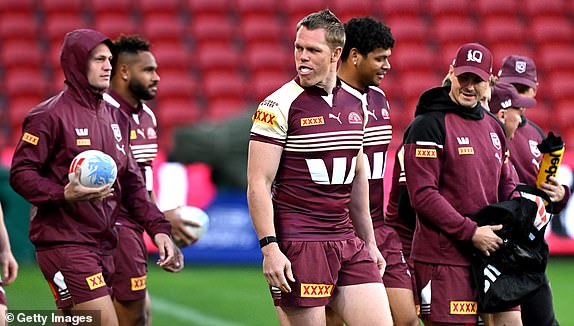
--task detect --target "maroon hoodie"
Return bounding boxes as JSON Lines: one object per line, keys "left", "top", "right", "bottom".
{"left": 9, "top": 29, "right": 170, "bottom": 252}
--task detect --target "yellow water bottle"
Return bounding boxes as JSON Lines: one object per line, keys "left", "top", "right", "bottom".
{"left": 536, "top": 132, "right": 565, "bottom": 189}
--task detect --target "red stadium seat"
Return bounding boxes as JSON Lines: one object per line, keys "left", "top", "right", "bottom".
{"left": 204, "top": 98, "right": 251, "bottom": 122}
{"left": 0, "top": 0, "right": 35, "bottom": 14}
{"left": 389, "top": 43, "right": 435, "bottom": 75}
{"left": 283, "top": 0, "right": 327, "bottom": 21}
{"left": 378, "top": 0, "right": 423, "bottom": 20}
{"left": 524, "top": 0, "right": 566, "bottom": 19}
{"left": 87, "top": 0, "right": 133, "bottom": 16}
{"left": 4, "top": 70, "right": 48, "bottom": 100}
{"left": 93, "top": 15, "right": 139, "bottom": 39}
{"left": 0, "top": 13, "right": 38, "bottom": 42}
{"left": 236, "top": 0, "right": 277, "bottom": 19}
{"left": 141, "top": 14, "right": 185, "bottom": 46}
{"left": 489, "top": 43, "right": 534, "bottom": 70}
{"left": 531, "top": 17, "right": 573, "bottom": 49}
{"left": 239, "top": 16, "right": 285, "bottom": 48}
{"left": 546, "top": 73, "right": 574, "bottom": 102}
{"left": 188, "top": 15, "right": 236, "bottom": 48}
{"left": 155, "top": 72, "right": 198, "bottom": 101}
{"left": 202, "top": 71, "right": 247, "bottom": 102}
{"left": 433, "top": 17, "right": 479, "bottom": 52}
{"left": 331, "top": 0, "right": 372, "bottom": 23}
{"left": 538, "top": 46, "right": 574, "bottom": 76}
{"left": 398, "top": 71, "right": 441, "bottom": 102}
{"left": 139, "top": 0, "right": 181, "bottom": 16}
{"left": 185, "top": 0, "right": 230, "bottom": 16}
{"left": 251, "top": 70, "right": 294, "bottom": 102}
{"left": 39, "top": 0, "right": 83, "bottom": 16}
{"left": 0, "top": 40, "right": 43, "bottom": 74}
{"left": 156, "top": 98, "right": 202, "bottom": 131}
{"left": 245, "top": 43, "right": 292, "bottom": 76}
{"left": 481, "top": 17, "right": 526, "bottom": 51}
{"left": 153, "top": 44, "right": 192, "bottom": 74}
{"left": 554, "top": 100, "right": 574, "bottom": 135}
{"left": 385, "top": 16, "right": 429, "bottom": 47}
{"left": 196, "top": 43, "right": 242, "bottom": 75}
{"left": 475, "top": 0, "right": 518, "bottom": 18}
{"left": 426, "top": 0, "right": 470, "bottom": 20}
{"left": 44, "top": 14, "right": 90, "bottom": 47}
{"left": 8, "top": 97, "right": 45, "bottom": 131}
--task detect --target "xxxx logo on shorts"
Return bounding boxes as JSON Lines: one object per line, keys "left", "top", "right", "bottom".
{"left": 131, "top": 276, "right": 147, "bottom": 291}
{"left": 449, "top": 301, "right": 477, "bottom": 315}
{"left": 85, "top": 272, "right": 106, "bottom": 291}
{"left": 300, "top": 283, "right": 334, "bottom": 298}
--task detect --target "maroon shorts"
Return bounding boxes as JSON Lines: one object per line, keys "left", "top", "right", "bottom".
{"left": 375, "top": 224, "right": 413, "bottom": 290}
{"left": 271, "top": 237, "right": 382, "bottom": 307}
{"left": 36, "top": 245, "right": 114, "bottom": 309}
{"left": 111, "top": 225, "right": 148, "bottom": 301}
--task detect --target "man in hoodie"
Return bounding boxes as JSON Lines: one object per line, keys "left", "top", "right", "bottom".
{"left": 105, "top": 34, "right": 192, "bottom": 326}
{"left": 403, "top": 43, "right": 521, "bottom": 325}
{"left": 498, "top": 55, "right": 570, "bottom": 326}
{"left": 9, "top": 29, "right": 176, "bottom": 325}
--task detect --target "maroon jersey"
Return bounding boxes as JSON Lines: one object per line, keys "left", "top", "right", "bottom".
{"left": 104, "top": 91, "right": 159, "bottom": 230}
{"left": 508, "top": 119, "right": 545, "bottom": 185}
{"left": 250, "top": 78, "right": 365, "bottom": 240}
{"left": 343, "top": 83, "right": 392, "bottom": 226}
{"left": 385, "top": 144, "right": 416, "bottom": 255}
{"left": 404, "top": 86, "right": 516, "bottom": 266}
{"left": 9, "top": 29, "right": 170, "bottom": 251}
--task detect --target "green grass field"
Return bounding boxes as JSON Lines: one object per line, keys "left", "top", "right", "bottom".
{"left": 6, "top": 257, "right": 574, "bottom": 325}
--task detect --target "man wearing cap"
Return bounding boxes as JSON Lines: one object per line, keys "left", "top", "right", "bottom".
{"left": 499, "top": 55, "right": 570, "bottom": 326}
{"left": 403, "top": 43, "right": 522, "bottom": 325}
{"left": 490, "top": 82, "right": 536, "bottom": 140}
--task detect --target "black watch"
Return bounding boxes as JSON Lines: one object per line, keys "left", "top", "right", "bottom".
{"left": 259, "top": 236, "right": 278, "bottom": 248}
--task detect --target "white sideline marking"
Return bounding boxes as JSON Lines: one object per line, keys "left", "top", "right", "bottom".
{"left": 152, "top": 296, "right": 245, "bottom": 326}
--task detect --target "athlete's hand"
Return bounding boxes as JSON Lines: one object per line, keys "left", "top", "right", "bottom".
{"left": 163, "top": 207, "right": 199, "bottom": 247}
{"left": 154, "top": 233, "right": 176, "bottom": 267}
{"left": 367, "top": 243, "right": 386, "bottom": 277}
{"left": 64, "top": 166, "right": 114, "bottom": 201}
{"left": 539, "top": 176, "right": 566, "bottom": 202}
{"left": 262, "top": 243, "right": 295, "bottom": 293}
{"left": 161, "top": 245, "right": 184, "bottom": 272}
{"left": 0, "top": 250, "right": 18, "bottom": 285}
{"left": 472, "top": 225, "right": 504, "bottom": 256}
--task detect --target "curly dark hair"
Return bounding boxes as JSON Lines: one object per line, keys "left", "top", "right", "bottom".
{"left": 110, "top": 34, "right": 151, "bottom": 77}
{"left": 341, "top": 17, "right": 395, "bottom": 61}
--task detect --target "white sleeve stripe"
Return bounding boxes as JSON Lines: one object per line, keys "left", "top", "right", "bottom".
{"left": 415, "top": 141, "right": 444, "bottom": 148}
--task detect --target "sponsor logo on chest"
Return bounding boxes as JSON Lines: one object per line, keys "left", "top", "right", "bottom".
{"left": 416, "top": 148, "right": 437, "bottom": 158}
{"left": 301, "top": 116, "right": 325, "bottom": 126}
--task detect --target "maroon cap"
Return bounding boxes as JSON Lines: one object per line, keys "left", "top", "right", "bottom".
{"left": 497, "top": 55, "right": 538, "bottom": 89}
{"left": 452, "top": 43, "right": 493, "bottom": 82}
{"left": 489, "top": 82, "right": 536, "bottom": 114}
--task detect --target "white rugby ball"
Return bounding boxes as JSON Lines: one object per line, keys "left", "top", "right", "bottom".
{"left": 68, "top": 150, "right": 118, "bottom": 188}
{"left": 177, "top": 206, "right": 210, "bottom": 242}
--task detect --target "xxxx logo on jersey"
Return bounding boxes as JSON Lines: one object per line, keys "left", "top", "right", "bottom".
{"left": 22, "top": 132, "right": 39, "bottom": 145}
{"left": 300, "top": 283, "right": 334, "bottom": 298}
{"left": 450, "top": 301, "right": 477, "bottom": 315}
{"left": 415, "top": 148, "right": 437, "bottom": 158}
{"left": 301, "top": 116, "right": 324, "bottom": 126}
{"left": 253, "top": 109, "right": 276, "bottom": 126}
{"left": 86, "top": 272, "right": 106, "bottom": 291}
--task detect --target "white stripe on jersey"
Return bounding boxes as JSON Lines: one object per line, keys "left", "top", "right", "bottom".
{"left": 285, "top": 145, "right": 363, "bottom": 152}
{"left": 415, "top": 141, "right": 444, "bottom": 148}
{"left": 288, "top": 129, "right": 363, "bottom": 139}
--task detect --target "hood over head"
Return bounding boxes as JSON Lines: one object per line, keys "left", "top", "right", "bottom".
{"left": 60, "top": 29, "right": 114, "bottom": 105}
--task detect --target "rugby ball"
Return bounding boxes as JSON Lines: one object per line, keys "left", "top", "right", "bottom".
{"left": 177, "top": 206, "right": 210, "bottom": 244}
{"left": 68, "top": 150, "right": 118, "bottom": 188}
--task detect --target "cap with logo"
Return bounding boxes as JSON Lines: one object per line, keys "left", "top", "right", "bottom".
{"left": 490, "top": 82, "right": 536, "bottom": 114}
{"left": 497, "top": 55, "right": 538, "bottom": 89}
{"left": 452, "top": 43, "right": 493, "bottom": 82}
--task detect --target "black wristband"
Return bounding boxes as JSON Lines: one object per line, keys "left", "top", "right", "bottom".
{"left": 259, "top": 236, "right": 278, "bottom": 248}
